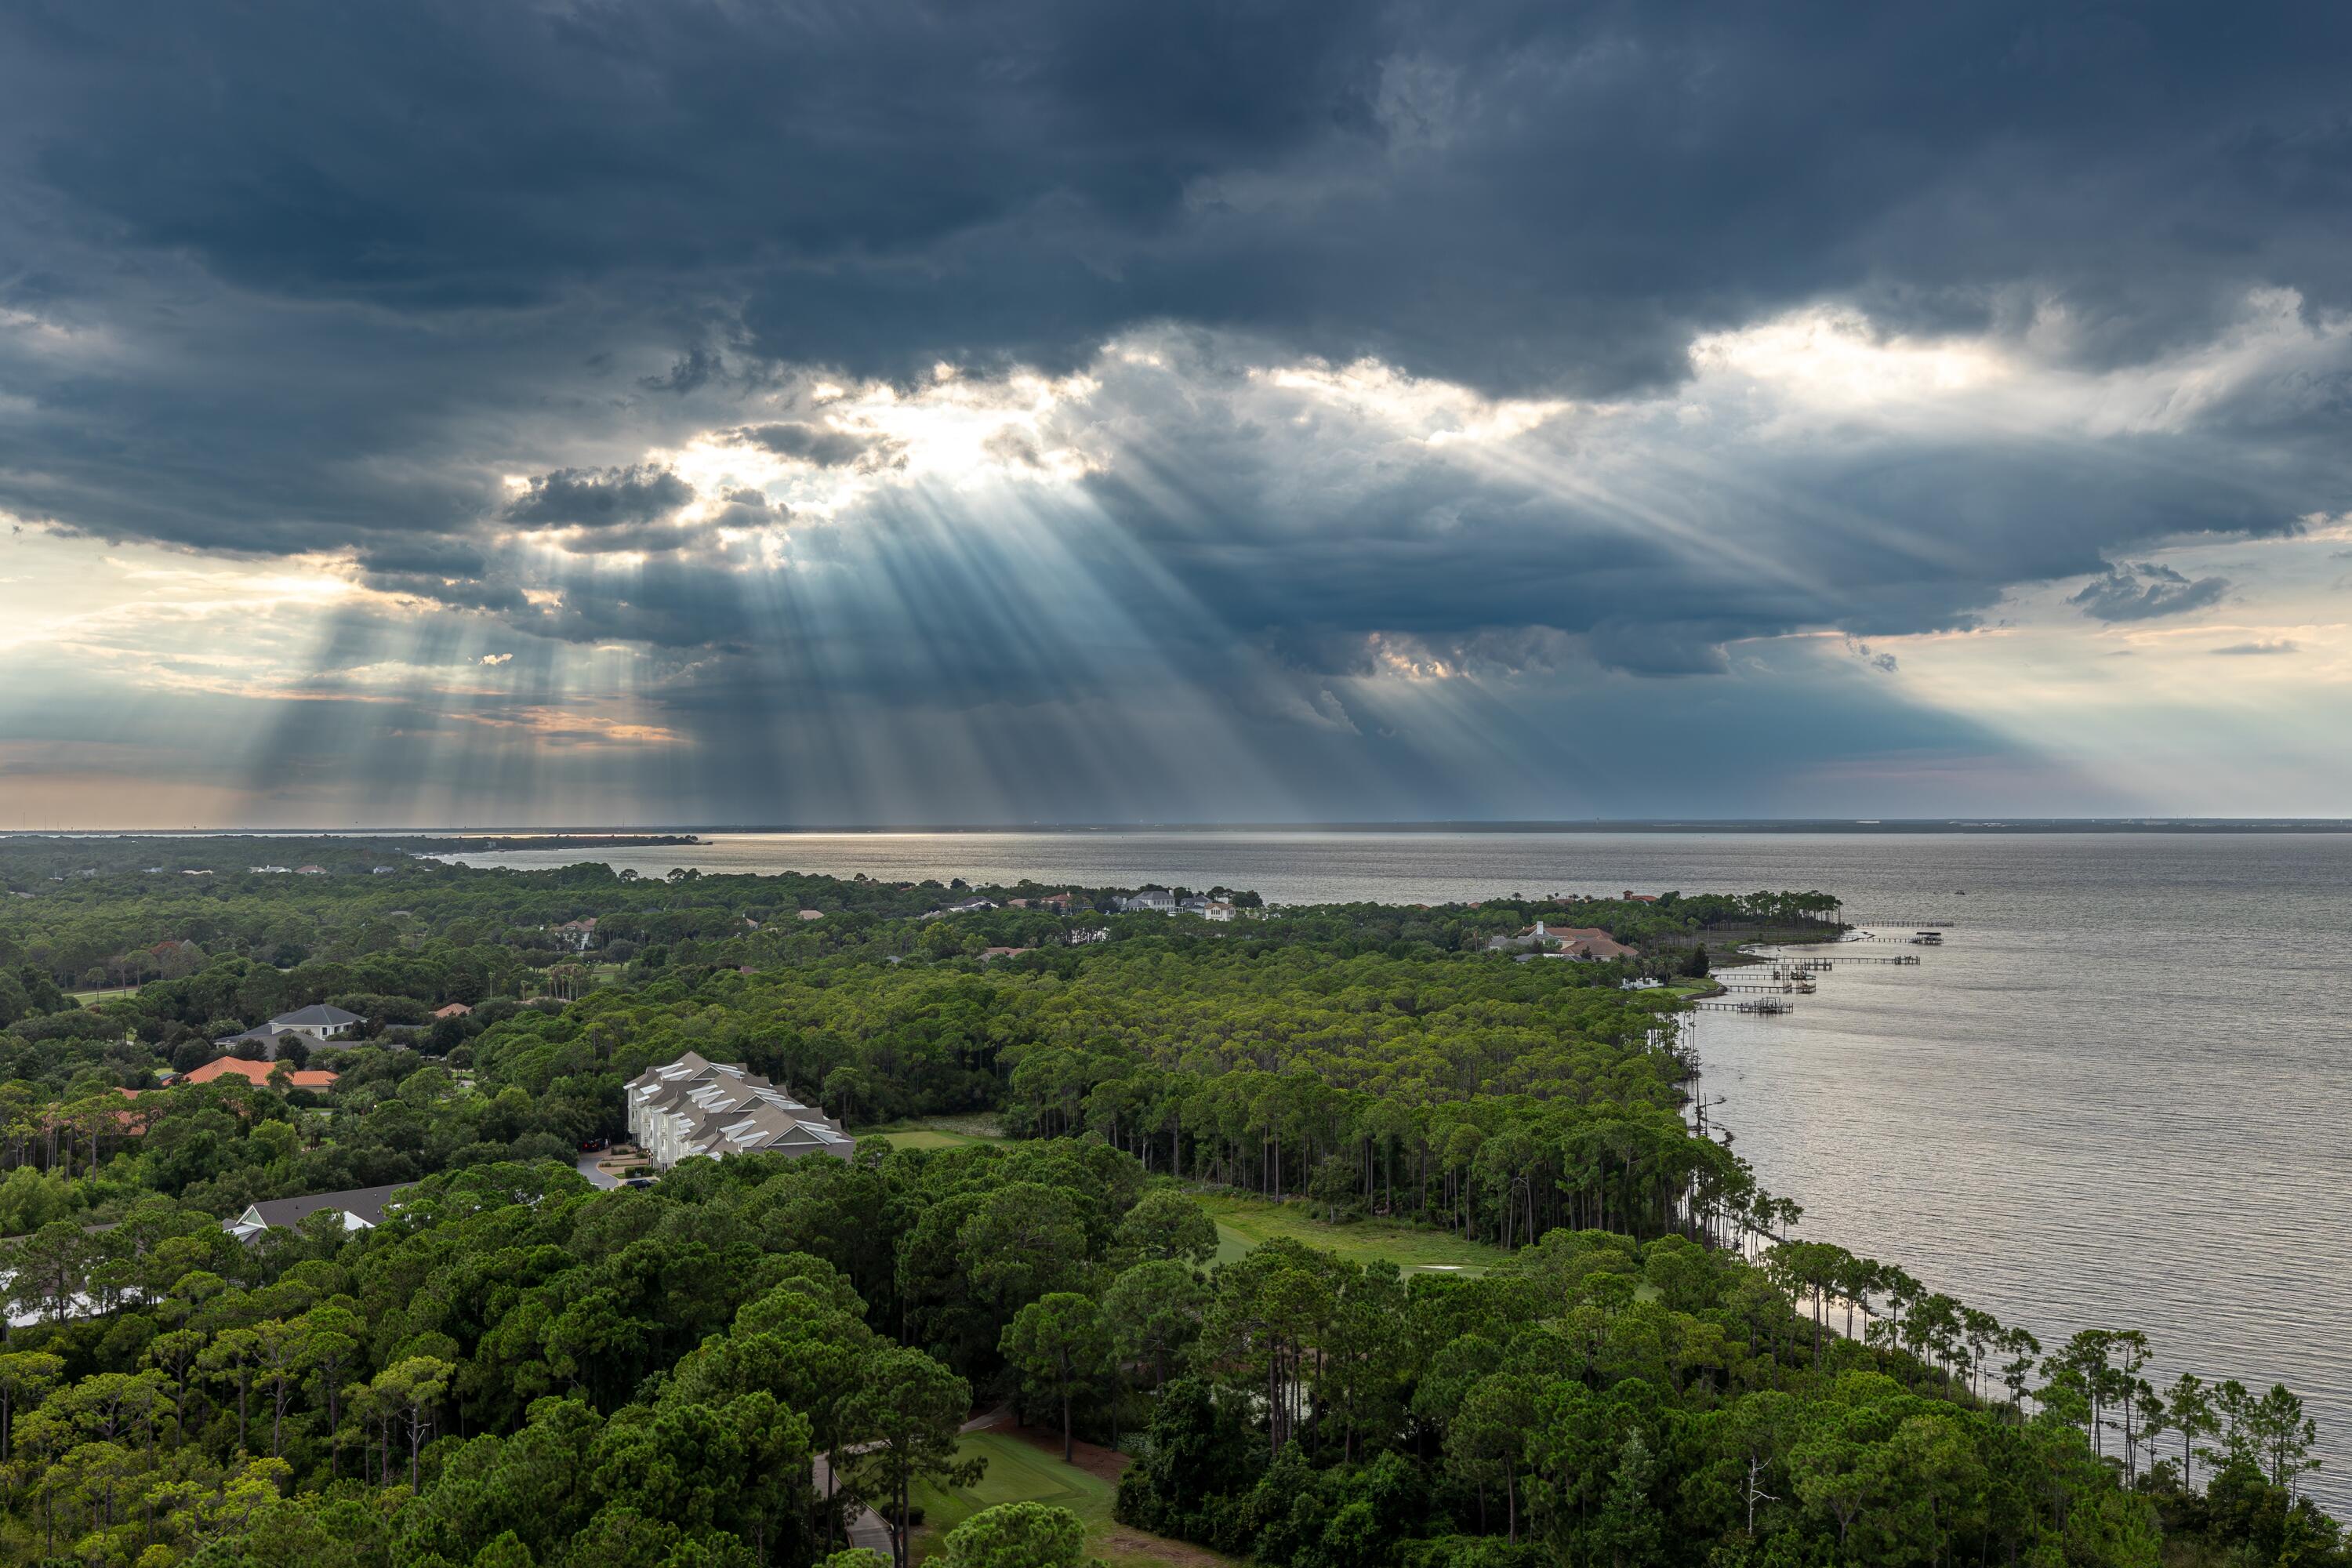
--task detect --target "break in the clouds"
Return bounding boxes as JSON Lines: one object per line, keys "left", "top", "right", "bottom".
{"left": 0, "top": 0, "right": 2348, "bottom": 825}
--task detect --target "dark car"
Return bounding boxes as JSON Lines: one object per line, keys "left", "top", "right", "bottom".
{"left": 578, "top": 1138, "right": 608, "bottom": 1152}
{"left": 622, "top": 1177, "right": 656, "bottom": 1189}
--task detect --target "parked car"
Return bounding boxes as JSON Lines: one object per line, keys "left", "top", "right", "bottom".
{"left": 622, "top": 1176, "right": 656, "bottom": 1189}
{"left": 578, "top": 1137, "right": 608, "bottom": 1152}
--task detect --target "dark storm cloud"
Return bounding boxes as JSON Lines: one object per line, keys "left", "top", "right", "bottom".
{"left": 503, "top": 466, "right": 694, "bottom": 531}
{"left": 730, "top": 423, "right": 900, "bottom": 470}
{"left": 9, "top": 2, "right": 2350, "bottom": 392}
{"left": 2067, "top": 561, "right": 2233, "bottom": 622}
{"left": 0, "top": 0, "right": 2347, "bottom": 714}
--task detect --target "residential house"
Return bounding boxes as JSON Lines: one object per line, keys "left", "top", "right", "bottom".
{"left": 624, "top": 1051, "right": 855, "bottom": 1168}
{"left": 250, "top": 865, "right": 292, "bottom": 875}
{"left": 1120, "top": 887, "right": 1177, "bottom": 913}
{"left": 294, "top": 865, "right": 327, "bottom": 875}
{"left": 180, "top": 1057, "right": 339, "bottom": 1090}
{"left": 222, "top": 1183, "right": 413, "bottom": 1242}
{"left": 271, "top": 1004, "right": 363, "bottom": 1041}
{"left": 1486, "top": 920, "right": 1638, "bottom": 960}
{"left": 431, "top": 1002, "right": 472, "bottom": 1019}
{"left": 212, "top": 1004, "right": 361, "bottom": 1057}
{"left": 921, "top": 895, "right": 997, "bottom": 919}
{"left": 1546, "top": 927, "right": 1639, "bottom": 960}
{"left": 796, "top": 909, "right": 825, "bottom": 920}
{"left": 555, "top": 917, "right": 600, "bottom": 952}
{"left": 371, "top": 866, "right": 397, "bottom": 876}
{"left": 1065, "top": 927, "right": 1110, "bottom": 945}
{"left": 978, "top": 946, "right": 1033, "bottom": 961}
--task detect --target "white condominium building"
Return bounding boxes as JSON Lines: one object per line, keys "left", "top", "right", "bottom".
{"left": 624, "top": 1051, "right": 857, "bottom": 1167}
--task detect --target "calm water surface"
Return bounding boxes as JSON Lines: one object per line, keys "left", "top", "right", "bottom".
{"left": 453, "top": 831, "right": 2352, "bottom": 1506}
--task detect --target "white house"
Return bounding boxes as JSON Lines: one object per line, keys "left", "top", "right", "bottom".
{"left": 270, "top": 1004, "right": 363, "bottom": 1041}
{"left": 1120, "top": 887, "right": 1177, "bottom": 913}
{"left": 920, "top": 895, "right": 996, "bottom": 919}
{"left": 625, "top": 1052, "right": 855, "bottom": 1168}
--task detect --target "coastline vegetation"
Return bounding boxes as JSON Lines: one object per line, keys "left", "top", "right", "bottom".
{"left": 0, "top": 838, "right": 2333, "bottom": 1568}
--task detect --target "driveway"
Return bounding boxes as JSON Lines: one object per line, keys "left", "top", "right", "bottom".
{"left": 576, "top": 1152, "right": 620, "bottom": 1189}
{"left": 814, "top": 1450, "right": 895, "bottom": 1559}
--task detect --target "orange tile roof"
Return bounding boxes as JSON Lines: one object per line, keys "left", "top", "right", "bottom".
{"left": 181, "top": 1058, "right": 339, "bottom": 1089}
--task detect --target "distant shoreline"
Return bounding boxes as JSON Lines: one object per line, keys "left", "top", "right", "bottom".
{"left": 10, "top": 820, "right": 2352, "bottom": 838}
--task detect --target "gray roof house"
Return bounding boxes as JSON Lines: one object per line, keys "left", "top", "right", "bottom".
{"left": 271, "top": 1004, "right": 363, "bottom": 1038}
{"left": 213, "top": 1003, "right": 365, "bottom": 1056}
{"left": 223, "top": 1182, "right": 414, "bottom": 1242}
{"left": 625, "top": 1051, "right": 855, "bottom": 1168}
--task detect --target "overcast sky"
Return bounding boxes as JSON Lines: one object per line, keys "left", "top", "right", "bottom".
{"left": 2, "top": 2, "right": 2348, "bottom": 826}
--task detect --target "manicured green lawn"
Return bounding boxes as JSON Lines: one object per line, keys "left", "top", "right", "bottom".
{"left": 1192, "top": 1191, "right": 1501, "bottom": 1276}
{"left": 912, "top": 1432, "right": 1115, "bottom": 1528}
{"left": 909, "top": 1431, "right": 1153, "bottom": 1566}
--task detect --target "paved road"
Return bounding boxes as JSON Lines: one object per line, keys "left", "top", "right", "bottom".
{"left": 575, "top": 1152, "right": 619, "bottom": 1189}
{"left": 814, "top": 1451, "right": 895, "bottom": 1560}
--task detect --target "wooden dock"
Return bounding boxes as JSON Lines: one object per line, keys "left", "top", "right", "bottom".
{"left": 1689, "top": 998, "right": 1793, "bottom": 1015}
{"left": 1753, "top": 953, "right": 1921, "bottom": 967}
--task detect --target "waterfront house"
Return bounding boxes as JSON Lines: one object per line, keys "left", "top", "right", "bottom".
{"left": 1487, "top": 920, "right": 1638, "bottom": 960}
{"left": 1120, "top": 887, "right": 1178, "bottom": 913}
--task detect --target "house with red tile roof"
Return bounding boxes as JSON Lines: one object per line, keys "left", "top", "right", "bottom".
{"left": 180, "top": 1058, "right": 339, "bottom": 1090}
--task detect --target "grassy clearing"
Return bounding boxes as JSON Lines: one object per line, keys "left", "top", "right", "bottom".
{"left": 906, "top": 1430, "right": 1217, "bottom": 1568}
{"left": 855, "top": 1113, "right": 1011, "bottom": 1152}
{"left": 1192, "top": 1190, "right": 1501, "bottom": 1276}
{"left": 862, "top": 1127, "right": 997, "bottom": 1152}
